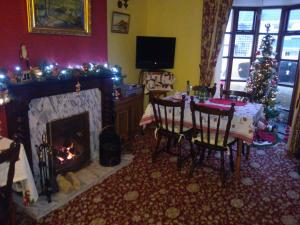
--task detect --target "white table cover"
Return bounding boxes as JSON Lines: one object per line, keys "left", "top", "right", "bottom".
{"left": 140, "top": 97, "right": 264, "bottom": 143}
{"left": 0, "top": 137, "right": 38, "bottom": 202}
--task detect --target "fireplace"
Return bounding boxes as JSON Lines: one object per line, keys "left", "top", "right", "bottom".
{"left": 47, "top": 112, "right": 90, "bottom": 175}
{"left": 27, "top": 88, "right": 103, "bottom": 192}
{"left": 5, "top": 76, "right": 114, "bottom": 193}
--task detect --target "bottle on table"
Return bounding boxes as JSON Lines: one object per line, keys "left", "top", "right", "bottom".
{"left": 186, "top": 80, "right": 190, "bottom": 96}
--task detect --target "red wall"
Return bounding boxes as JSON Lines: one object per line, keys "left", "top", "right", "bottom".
{"left": 0, "top": 0, "right": 108, "bottom": 137}
{"left": 0, "top": 0, "right": 108, "bottom": 69}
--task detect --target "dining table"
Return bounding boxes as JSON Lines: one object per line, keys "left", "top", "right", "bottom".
{"left": 0, "top": 137, "right": 38, "bottom": 204}
{"left": 139, "top": 95, "right": 264, "bottom": 179}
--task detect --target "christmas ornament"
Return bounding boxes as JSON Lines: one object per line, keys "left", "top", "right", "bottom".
{"left": 23, "top": 190, "right": 30, "bottom": 206}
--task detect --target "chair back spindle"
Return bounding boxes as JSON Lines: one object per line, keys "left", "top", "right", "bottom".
{"left": 190, "top": 96, "right": 235, "bottom": 149}
{"left": 150, "top": 95, "right": 186, "bottom": 134}
{"left": 0, "top": 141, "right": 20, "bottom": 192}
{"left": 0, "top": 139, "right": 21, "bottom": 225}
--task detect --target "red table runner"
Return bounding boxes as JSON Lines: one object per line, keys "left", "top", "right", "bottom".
{"left": 196, "top": 103, "right": 231, "bottom": 110}
{"left": 209, "top": 98, "right": 246, "bottom": 106}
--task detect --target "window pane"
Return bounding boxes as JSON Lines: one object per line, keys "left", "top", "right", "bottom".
{"left": 229, "top": 81, "right": 246, "bottom": 91}
{"left": 277, "top": 86, "right": 293, "bottom": 110}
{"left": 231, "top": 58, "right": 250, "bottom": 80}
{"left": 221, "top": 58, "right": 228, "bottom": 80}
{"left": 277, "top": 108, "right": 289, "bottom": 124}
{"left": 238, "top": 11, "right": 254, "bottom": 30}
{"left": 278, "top": 61, "right": 297, "bottom": 85}
{"left": 257, "top": 34, "right": 277, "bottom": 51}
{"left": 281, "top": 36, "right": 300, "bottom": 60}
{"left": 234, "top": 35, "right": 253, "bottom": 57}
{"left": 226, "top": 10, "right": 233, "bottom": 32}
{"left": 288, "top": 9, "right": 300, "bottom": 31}
{"left": 223, "top": 34, "right": 230, "bottom": 57}
{"left": 259, "top": 9, "right": 281, "bottom": 33}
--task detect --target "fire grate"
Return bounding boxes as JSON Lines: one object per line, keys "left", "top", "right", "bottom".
{"left": 47, "top": 112, "right": 90, "bottom": 175}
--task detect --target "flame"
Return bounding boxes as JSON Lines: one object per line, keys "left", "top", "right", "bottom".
{"left": 67, "top": 151, "right": 75, "bottom": 160}
{"left": 56, "top": 142, "right": 76, "bottom": 163}
{"left": 57, "top": 156, "right": 64, "bottom": 162}
{"left": 67, "top": 142, "right": 74, "bottom": 149}
{"left": 66, "top": 142, "right": 75, "bottom": 160}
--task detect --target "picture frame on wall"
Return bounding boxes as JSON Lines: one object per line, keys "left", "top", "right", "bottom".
{"left": 111, "top": 11, "right": 130, "bottom": 34}
{"left": 26, "top": 0, "right": 91, "bottom": 36}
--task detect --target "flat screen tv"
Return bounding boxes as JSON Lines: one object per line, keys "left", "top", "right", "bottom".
{"left": 136, "top": 36, "right": 176, "bottom": 69}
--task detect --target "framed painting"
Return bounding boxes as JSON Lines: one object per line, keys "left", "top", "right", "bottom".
{"left": 111, "top": 11, "right": 130, "bottom": 34}
{"left": 26, "top": 0, "right": 91, "bottom": 36}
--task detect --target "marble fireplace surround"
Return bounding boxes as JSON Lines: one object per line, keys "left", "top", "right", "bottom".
{"left": 5, "top": 76, "right": 114, "bottom": 171}
{"left": 28, "top": 89, "right": 102, "bottom": 192}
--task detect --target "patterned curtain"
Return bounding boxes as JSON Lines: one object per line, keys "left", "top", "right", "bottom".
{"left": 200, "top": 0, "right": 233, "bottom": 86}
{"left": 288, "top": 53, "right": 300, "bottom": 157}
{"left": 288, "top": 94, "right": 300, "bottom": 156}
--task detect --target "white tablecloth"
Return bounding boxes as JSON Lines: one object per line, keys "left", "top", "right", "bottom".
{"left": 140, "top": 97, "right": 264, "bottom": 143}
{"left": 0, "top": 137, "right": 38, "bottom": 202}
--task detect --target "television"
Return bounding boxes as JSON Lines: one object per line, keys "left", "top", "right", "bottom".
{"left": 136, "top": 36, "right": 176, "bottom": 69}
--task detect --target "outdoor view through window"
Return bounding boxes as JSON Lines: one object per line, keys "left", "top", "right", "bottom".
{"left": 221, "top": 6, "right": 300, "bottom": 123}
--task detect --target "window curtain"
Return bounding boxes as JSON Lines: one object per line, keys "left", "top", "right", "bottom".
{"left": 200, "top": 0, "right": 233, "bottom": 86}
{"left": 288, "top": 93, "right": 300, "bottom": 156}
{"left": 288, "top": 54, "right": 300, "bottom": 157}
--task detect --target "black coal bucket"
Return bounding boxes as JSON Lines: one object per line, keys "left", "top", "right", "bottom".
{"left": 99, "top": 125, "right": 121, "bottom": 166}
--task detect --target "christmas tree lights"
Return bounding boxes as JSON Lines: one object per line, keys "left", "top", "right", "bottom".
{"left": 246, "top": 24, "right": 279, "bottom": 119}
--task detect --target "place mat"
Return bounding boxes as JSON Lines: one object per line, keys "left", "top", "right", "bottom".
{"left": 196, "top": 103, "right": 231, "bottom": 110}
{"left": 209, "top": 98, "right": 246, "bottom": 106}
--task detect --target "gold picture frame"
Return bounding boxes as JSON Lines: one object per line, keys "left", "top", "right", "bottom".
{"left": 111, "top": 11, "right": 130, "bottom": 34}
{"left": 26, "top": 0, "right": 91, "bottom": 36}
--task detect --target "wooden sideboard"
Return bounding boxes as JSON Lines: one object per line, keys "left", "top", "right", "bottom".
{"left": 114, "top": 92, "right": 144, "bottom": 141}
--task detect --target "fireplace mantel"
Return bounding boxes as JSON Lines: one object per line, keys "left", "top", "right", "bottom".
{"left": 5, "top": 75, "right": 114, "bottom": 170}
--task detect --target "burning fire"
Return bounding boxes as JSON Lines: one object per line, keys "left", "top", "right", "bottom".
{"left": 56, "top": 142, "right": 76, "bottom": 163}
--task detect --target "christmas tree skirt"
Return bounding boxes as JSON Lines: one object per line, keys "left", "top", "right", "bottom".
{"left": 253, "top": 130, "right": 278, "bottom": 147}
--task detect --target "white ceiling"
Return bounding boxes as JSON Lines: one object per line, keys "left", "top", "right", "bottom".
{"left": 233, "top": 0, "right": 300, "bottom": 6}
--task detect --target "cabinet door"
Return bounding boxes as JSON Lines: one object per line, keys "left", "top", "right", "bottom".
{"left": 129, "top": 95, "right": 143, "bottom": 135}
{"left": 115, "top": 109, "right": 129, "bottom": 140}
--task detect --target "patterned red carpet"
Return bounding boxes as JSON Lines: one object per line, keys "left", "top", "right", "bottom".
{"left": 19, "top": 129, "right": 300, "bottom": 225}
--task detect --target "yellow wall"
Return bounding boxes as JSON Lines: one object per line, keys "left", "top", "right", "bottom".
{"left": 107, "top": 0, "right": 148, "bottom": 84}
{"left": 107, "top": 0, "right": 203, "bottom": 90}
{"left": 145, "top": 0, "right": 203, "bottom": 91}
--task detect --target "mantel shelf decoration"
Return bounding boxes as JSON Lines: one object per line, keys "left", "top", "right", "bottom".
{"left": 0, "top": 62, "right": 123, "bottom": 95}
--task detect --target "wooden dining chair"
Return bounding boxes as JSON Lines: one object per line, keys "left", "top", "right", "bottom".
{"left": 220, "top": 83, "right": 252, "bottom": 159}
{"left": 220, "top": 83, "right": 253, "bottom": 103}
{"left": 193, "top": 83, "right": 217, "bottom": 99}
{"left": 149, "top": 90, "right": 169, "bottom": 99}
{"left": 149, "top": 94, "right": 192, "bottom": 170}
{"left": 189, "top": 96, "right": 235, "bottom": 185}
{"left": 0, "top": 139, "right": 21, "bottom": 225}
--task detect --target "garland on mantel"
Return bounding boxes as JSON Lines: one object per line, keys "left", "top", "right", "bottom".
{"left": 0, "top": 62, "right": 123, "bottom": 90}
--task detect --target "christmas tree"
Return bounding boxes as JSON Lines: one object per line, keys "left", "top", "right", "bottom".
{"left": 246, "top": 24, "right": 279, "bottom": 119}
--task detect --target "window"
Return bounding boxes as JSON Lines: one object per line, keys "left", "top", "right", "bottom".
{"left": 221, "top": 5, "right": 300, "bottom": 124}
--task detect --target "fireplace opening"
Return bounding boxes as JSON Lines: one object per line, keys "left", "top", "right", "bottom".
{"left": 46, "top": 112, "right": 90, "bottom": 175}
